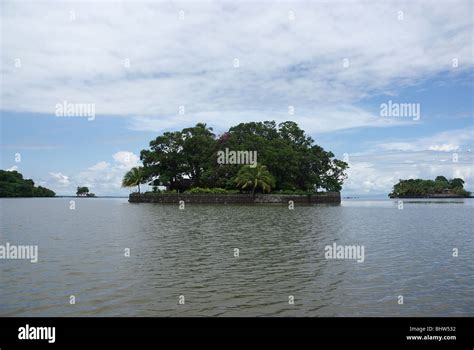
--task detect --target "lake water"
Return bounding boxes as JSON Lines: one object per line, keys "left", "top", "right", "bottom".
{"left": 0, "top": 198, "right": 473, "bottom": 316}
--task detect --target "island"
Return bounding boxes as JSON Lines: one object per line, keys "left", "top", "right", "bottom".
{"left": 389, "top": 176, "right": 471, "bottom": 198}
{"left": 76, "top": 186, "right": 96, "bottom": 197}
{"left": 123, "top": 121, "right": 348, "bottom": 204}
{"left": 0, "top": 170, "right": 55, "bottom": 197}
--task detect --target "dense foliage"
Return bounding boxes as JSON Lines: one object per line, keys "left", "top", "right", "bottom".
{"left": 389, "top": 176, "right": 471, "bottom": 198}
{"left": 139, "top": 121, "right": 348, "bottom": 194}
{"left": 185, "top": 187, "right": 239, "bottom": 194}
{"left": 234, "top": 164, "right": 275, "bottom": 194}
{"left": 121, "top": 167, "right": 146, "bottom": 194}
{"left": 76, "top": 186, "right": 95, "bottom": 197}
{"left": 0, "top": 170, "right": 55, "bottom": 197}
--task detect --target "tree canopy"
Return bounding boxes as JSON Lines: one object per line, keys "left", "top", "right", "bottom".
{"left": 139, "top": 121, "right": 348, "bottom": 193}
{"left": 76, "top": 186, "right": 95, "bottom": 197}
{"left": 0, "top": 170, "right": 55, "bottom": 197}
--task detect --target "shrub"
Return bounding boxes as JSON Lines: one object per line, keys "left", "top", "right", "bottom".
{"left": 186, "top": 187, "right": 239, "bottom": 194}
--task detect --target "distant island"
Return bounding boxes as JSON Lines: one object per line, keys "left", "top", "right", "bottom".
{"left": 123, "top": 121, "right": 348, "bottom": 204}
{"left": 389, "top": 176, "right": 471, "bottom": 198}
{"left": 76, "top": 186, "right": 96, "bottom": 197}
{"left": 0, "top": 170, "right": 55, "bottom": 197}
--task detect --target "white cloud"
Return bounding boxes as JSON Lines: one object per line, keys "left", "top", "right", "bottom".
{"left": 6, "top": 165, "right": 18, "bottom": 172}
{"left": 1, "top": 1, "right": 472, "bottom": 133}
{"left": 344, "top": 153, "right": 474, "bottom": 195}
{"left": 376, "top": 129, "right": 474, "bottom": 152}
{"left": 112, "top": 151, "right": 140, "bottom": 169}
{"left": 47, "top": 151, "right": 141, "bottom": 195}
{"left": 88, "top": 161, "right": 110, "bottom": 171}
{"left": 428, "top": 144, "right": 459, "bottom": 152}
{"left": 49, "top": 172, "right": 70, "bottom": 186}
{"left": 343, "top": 129, "right": 474, "bottom": 194}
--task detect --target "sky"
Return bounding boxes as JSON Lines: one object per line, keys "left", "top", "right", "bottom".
{"left": 0, "top": 0, "right": 473, "bottom": 196}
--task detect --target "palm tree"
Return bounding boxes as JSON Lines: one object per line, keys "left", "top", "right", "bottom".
{"left": 122, "top": 167, "right": 145, "bottom": 194}
{"left": 234, "top": 164, "right": 275, "bottom": 195}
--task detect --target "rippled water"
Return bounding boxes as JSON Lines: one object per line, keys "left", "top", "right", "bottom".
{"left": 0, "top": 198, "right": 473, "bottom": 316}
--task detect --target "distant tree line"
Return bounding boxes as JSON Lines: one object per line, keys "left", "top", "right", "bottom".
{"left": 122, "top": 121, "right": 348, "bottom": 194}
{"left": 0, "top": 170, "right": 55, "bottom": 197}
{"left": 389, "top": 176, "right": 470, "bottom": 198}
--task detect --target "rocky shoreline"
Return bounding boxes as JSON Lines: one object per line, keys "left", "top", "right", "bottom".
{"left": 129, "top": 192, "right": 341, "bottom": 204}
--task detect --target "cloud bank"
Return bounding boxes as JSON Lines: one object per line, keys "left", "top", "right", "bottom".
{"left": 1, "top": 1, "right": 472, "bottom": 133}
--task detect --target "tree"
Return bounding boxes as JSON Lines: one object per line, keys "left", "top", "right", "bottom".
{"left": 215, "top": 121, "right": 348, "bottom": 191}
{"left": 0, "top": 170, "right": 55, "bottom": 197}
{"left": 234, "top": 164, "right": 276, "bottom": 195}
{"left": 389, "top": 176, "right": 470, "bottom": 198}
{"left": 181, "top": 123, "right": 216, "bottom": 187}
{"left": 76, "top": 186, "right": 90, "bottom": 196}
{"left": 122, "top": 167, "right": 146, "bottom": 194}
{"left": 449, "top": 178, "right": 465, "bottom": 189}
{"left": 140, "top": 123, "right": 215, "bottom": 190}
{"left": 140, "top": 121, "right": 348, "bottom": 193}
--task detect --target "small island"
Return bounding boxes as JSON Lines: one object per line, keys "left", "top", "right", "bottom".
{"left": 76, "top": 186, "right": 96, "bottom": 197}
{"left": 0, "top": 170, "right": 56, "bottom": 197}
{"left": 389, "top": 176, "right": 471, "bottom": 198}
{"left": 123, "top": 121, "right": 348, "bottom": 204}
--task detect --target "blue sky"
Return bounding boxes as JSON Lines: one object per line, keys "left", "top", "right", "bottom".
{"left": 1, "top": 0, "right": 473, "bottom": 196}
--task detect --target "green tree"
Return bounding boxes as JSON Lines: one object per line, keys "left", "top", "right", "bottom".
{"left": 389, "top": 176, "right": 470, "bottom": 198}
{"left": 76, "top": 186, "right": 90, "bottom": 196}
{"left": 0, "top": 170, "right": 55, "bottom": 197}
{"left": 449, "top": 178, "right": 465, "bottom": 189}
{"left": 234, "top": 164, "right": 276, "bottom": 195}
{"left": 140, "top": 131, "right": 185, "bottom": 191}
{"left": 181, "top": 123, "right": 216, "bottom": 187}
{"left": 140, "top": 121, "right": 348, "bottom": 193}
{"left": 122, "top": 167, "right": 146, "bottom": 194}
